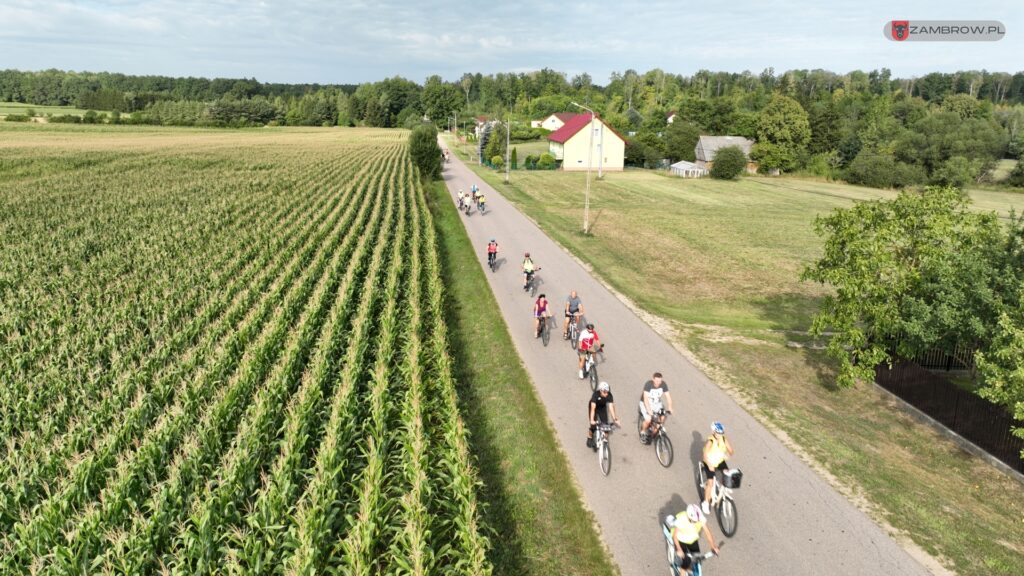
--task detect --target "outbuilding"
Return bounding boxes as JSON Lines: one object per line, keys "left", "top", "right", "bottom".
{"left": 669, "top": 160, "right": 708, "bottom": 178}
{"left": 694, "top": 135, "right": 758, "bottom": 174}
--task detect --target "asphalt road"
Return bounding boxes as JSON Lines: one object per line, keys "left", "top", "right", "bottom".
{"left": 440, "top": 151, "right": 931, "bottom": 576}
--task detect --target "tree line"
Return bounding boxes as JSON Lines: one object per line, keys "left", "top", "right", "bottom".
{"left": 4, "top": 67, "right": 1024, "bottom": 186}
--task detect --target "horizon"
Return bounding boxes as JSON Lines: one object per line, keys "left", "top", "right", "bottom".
{"left": 3, "top": 0, "right": 1020, "bottom": 85}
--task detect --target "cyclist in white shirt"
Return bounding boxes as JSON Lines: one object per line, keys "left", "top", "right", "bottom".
{"left": 639, "top": 372, "right": 673, "bottom": 444}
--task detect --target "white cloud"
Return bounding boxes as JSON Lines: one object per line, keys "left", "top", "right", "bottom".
{"left": 0, "top": 0, "right": 1019, "bottom": 83}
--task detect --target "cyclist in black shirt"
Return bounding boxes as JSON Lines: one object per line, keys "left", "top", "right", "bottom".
{"left": 587, "top": 381, "right": 620, "bottom": 449}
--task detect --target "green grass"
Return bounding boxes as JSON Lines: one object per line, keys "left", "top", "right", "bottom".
{"left": 455, "top": 163, "right": 1024, "bottom": 575}
{"left": 428, "top": 181, "right": 617, "bottom": 575}
{"left": 0, "top": 101, "right": 96, "bottom": 117}
{"left": 991, "top": 159, "right": 1018, "bottom": 182}
{"left": 509, "top": 139, "right": 551, "bottom": 159}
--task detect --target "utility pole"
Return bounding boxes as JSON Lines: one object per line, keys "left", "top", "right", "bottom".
{"left": 572, "top": 102, "right": 595, "bottom": 233}
{"left": 505, "top": 117, "right": 510, "bottom": 184}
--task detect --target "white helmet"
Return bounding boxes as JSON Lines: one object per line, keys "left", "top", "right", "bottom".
{"left": 686, "top": 503, "right": 704, "bottom": 523}
{"left": 597, "top": 381, "right": 610, "bottom": 392}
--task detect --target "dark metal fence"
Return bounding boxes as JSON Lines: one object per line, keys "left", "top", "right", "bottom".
{"left": 913, "top": 343, "right": 975, "bottom": 371}
{"left": 876, "top": 360, "right": 1023, "bottom": 473}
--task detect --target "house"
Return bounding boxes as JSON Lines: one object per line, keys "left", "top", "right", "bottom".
{"left": 694, "top": 135, "right": 758, "bottom": 174}
{"left": 669, "top": 160, "right": 708, "bottom": 178}
{"left": 666, "top": 111, "right": 678, "bottom": 124}
{"left": 547, "top": 114, "right": 626, "bottom": 172}
{"left": 536, "top": 112, "right": 577, "bottom": 132}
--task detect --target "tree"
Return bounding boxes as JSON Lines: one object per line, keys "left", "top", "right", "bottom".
{"left": 663, "top": 120, "right": 700, "bottom": 162}
{"left": 420, "top": 75, "right": 462, "bottom": 122}
{"left": 709, "top": 146, "right": 747, "bottom": 179}
{"left": 537, "top": 153, "right": 556, "bottom": 169}
{"left": 491, "top": 155, "right": 504, "bottom": 169}
{"left": 754, "top": 94, "right": 811, "bottom": 172}
{"left": 409, "top": 124, "right": 442, "bottom": 180}
{"left": 802, "top": 187, "right": 1008, "bottom": 387}
{"left": 975, "top": 304, "right": 1024, "bottom": 457}
{"left": 511, "top": 147, "right": 518, "bottom": 169}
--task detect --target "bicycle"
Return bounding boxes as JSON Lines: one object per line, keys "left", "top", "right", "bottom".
{"left": 463, "top": 201, "right": 471, "bottom": 216}
{"left": 693, "top": 463, "right": 741, "bottom": 537}
{"left": 523, "top": 267, "right": 541, "bottom": 295}
{"left": 662, "top": 517, "right": 720, "bottom": 576}
{"left": 566, "top": 312, "right": 582, "bottom": 349}
{"left": 581, "top": 345, "right": 602, "bottom": 391}
{"left": 593, "top": 422, "right": 619, "bottom": 476}
{"left": 637, "top": 408, "right": 674, "bottom": 467}
{"left": 479, "top": 200, "right": 486, "bottom": 214}
{"left": 487, "top": 251, "right": 497, "bottom": 272}
{"left": 535, "top": 313, "right": 552, "bottom": 346}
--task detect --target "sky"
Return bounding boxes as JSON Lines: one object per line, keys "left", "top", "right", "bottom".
{"left": 1, "top": 0, "right": 1021, "bottom": 85}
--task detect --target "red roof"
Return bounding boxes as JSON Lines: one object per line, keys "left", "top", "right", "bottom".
{"left": 553, "top": 112, "right": 576, "bottom": 123}
{"left": 547, "top": 114, "right": 626, "bottom": 144}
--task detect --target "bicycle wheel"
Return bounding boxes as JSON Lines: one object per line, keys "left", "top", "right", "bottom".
{"left": 599, "top": 440, "right": 611, "bottom": 476}
{"left": 636, "top": 408, "right": 644, "bottom": 439}
{"left": 656, "top": 432, "right": 674, "bottom": 468}
{"left": 694, "top": 461, "right": 707, "bottom": 499}
{"left": 717, "top": 496, "right": 738, "bottom": 537}
{"left": 589, "top": 363, "right": 599, "bottom": 391}
{"left": 570, "top": 326, "right": 578, "bottom": 350}
{"left": 542, "top": 318, "right": 550, "bottom": 346}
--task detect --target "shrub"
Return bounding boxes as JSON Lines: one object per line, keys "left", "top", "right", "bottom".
{"left": 491, "top": 155, "right": 504, "bottom": 170}
{"left": 844, "top": 151, "right": 927, "bottom": 189}
{"left": 710, "top": 146, "right": 747, "bottom": 180}
{"left": 49, "top": 114, "right": 82, "bottom": 124}
{"left": 537, "top": 153, "right": 556, "bottom": 169}
{"left": 524, "top": 154, "right": 538, "bottom": 168}
{"left": 4, "top": 114, "right": 31, "bottom": 122}
{"left": 1006, "top": 161, "right": 1024, "bottom": 188}
{"left": 511, "top": 147, "right": 518, "bottom": 170}
{"left": 930, "top": 156, "right": 980, "bottom": 189}
{"left": 408, "top": 124, "right": 442, "bottom": 180}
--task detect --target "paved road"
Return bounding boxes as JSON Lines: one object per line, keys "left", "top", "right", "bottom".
{"left": 440, "top": 152, "right": 931, "bottom": 576}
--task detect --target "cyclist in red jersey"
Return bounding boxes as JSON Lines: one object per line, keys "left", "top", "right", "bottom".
{"left": 578, "top": 323, "right": 602, "bottom": 379}
{"left": 486, "top": 238, "right": 499, "bottom": 267}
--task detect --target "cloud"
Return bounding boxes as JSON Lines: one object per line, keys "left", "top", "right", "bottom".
{"left": 0, "top": 0, "right": 1019, "bottom": 83}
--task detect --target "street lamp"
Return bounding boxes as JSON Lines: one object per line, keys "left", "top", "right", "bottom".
{"left": 505, "top": 116, "right": 511, "bottom": 184}
{"left": 571, "top": 101, "right": 596, "bottom": 233}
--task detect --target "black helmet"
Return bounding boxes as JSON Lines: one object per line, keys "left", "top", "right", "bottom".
{"left": 586, "top": 323, "right": 594, "bottom": 330}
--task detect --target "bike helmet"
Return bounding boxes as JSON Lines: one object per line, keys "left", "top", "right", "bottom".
{"left": 711, "top": 421, "right": 725, "bottom": 435}
{"left": 597, "top": 381, "right": 610, "bottom": 392}
{"left": 686, "top": 504, "right": 704, "bottom": 523}
{"left": 586, "top": 323, "right": 594, "bottom": 330}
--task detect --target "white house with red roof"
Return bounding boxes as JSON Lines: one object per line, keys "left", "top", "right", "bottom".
{"left": 547, "top": 114, "right": 626, "bottom": 172}
{"left": 535, "top": 112, "right": 578, "bottom": 132}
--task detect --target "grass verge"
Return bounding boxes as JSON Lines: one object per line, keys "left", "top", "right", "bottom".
{"left": 451, "top": 159, "right": 1024, "bottom": 576}
{"left": 427, "top": 181, "right": 618, "bottom": 575}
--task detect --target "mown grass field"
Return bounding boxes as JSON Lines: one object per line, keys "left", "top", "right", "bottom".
{"left": 0, "top": 124, "right": 494, "bottom": 574}
{"left": 455, "top": 154, "right": 1024, "bottom": 575}
{"left": 0, "top": 101, "right": 94, "bottom": 117}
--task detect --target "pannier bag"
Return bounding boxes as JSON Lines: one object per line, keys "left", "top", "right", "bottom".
{"left": 723, "top": 469, "right": 743, "bottom": 489}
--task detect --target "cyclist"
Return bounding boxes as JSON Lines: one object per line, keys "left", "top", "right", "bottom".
{"left": 533, "top": 293, "right": 551, "bottom": 337}
{"left": 577, "top": 323, "right": 602, "bottom": 379}
{"left": 477, "top": 191, "right": 486, "bottom": 212}
{"left": 486, "top": 238, "right": 499, "bottom": 267}
{"left": 587, "top": 381, "right": 620, "bottom": 449}
{"left": 522, "top": 252, "right": 536, "bottom": 291}
{"left": 701, "top": 421, "right": 734, "bottom": 514}
{"left": 669, "top": 504, "right": 720, "bottom": 574}
{"left": 639, "top": 372, "right": 674, "bottom": 444}
{"left": 563, "top": 290, "right": 584, "bottom": 340}
{"left": 457, "top": 189, "right": 465, "bottom": 210}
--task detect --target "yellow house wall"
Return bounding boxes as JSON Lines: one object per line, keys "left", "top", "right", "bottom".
{"left": 541, "top": 116, "right": 565, "bottom": 131}
{"left": 560, "top": 122, "right": 624, "bottom": 171}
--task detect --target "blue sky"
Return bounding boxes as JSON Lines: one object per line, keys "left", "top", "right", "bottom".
{"left": 1, "top": 1, "right": 1020, "bottom": 84}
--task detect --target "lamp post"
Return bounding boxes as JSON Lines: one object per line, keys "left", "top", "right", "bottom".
{"left": 505, "top": 116, "right": 511, "bottom": 184}
{"left": 571, "top": 101, "right": 595, "bottom": 233}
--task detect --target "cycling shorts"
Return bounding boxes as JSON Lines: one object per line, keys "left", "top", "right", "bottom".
{"left": 701, "top": 460, "right": 729, "bottom": 483}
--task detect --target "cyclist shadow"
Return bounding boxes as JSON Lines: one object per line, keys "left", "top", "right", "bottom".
{"left": 689, "top": 431, "right": 704, "bottom": 498}
{"left": 491, "top": 257, "right": 506, "bottom": 271}
{"left": 658, "top": 492, "right": 690, "bottom": 524}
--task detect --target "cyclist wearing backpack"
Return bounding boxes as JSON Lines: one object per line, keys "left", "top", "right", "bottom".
{"left": 486, "top": 238, "right": 499, "bottom": 267}
{"left": 577, "top": 323, "right": 602, "bottom": 379}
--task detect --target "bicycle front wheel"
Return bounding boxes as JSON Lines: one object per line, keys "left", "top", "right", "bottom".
{"left": 656, "top": 432, "right": 674, "bottom": 468}
{"left": 589, "top": 363, "right": 599, "bottom": 391}
{"left": 599, "top": 441, "right": 611, "bottom": 476}
{"left": 542, "top": 319, "right": 550, "bottom": 346}
{"left": 694, "top": 461, "right": 707, "bottom": 499}
{"left": 717, "top": 496, "right": 738, "bottom": 537}
{"left": 570, "top": 330, "right": 578, "bottom": 350}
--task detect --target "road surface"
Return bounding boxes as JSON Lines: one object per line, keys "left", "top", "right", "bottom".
{"left": 440, "top": 151, "right": 931, "bottom": 576}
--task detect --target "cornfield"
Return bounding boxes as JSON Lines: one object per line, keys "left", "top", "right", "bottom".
{"left": 0, "top": 125, "right": 491, "bottom": 575}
